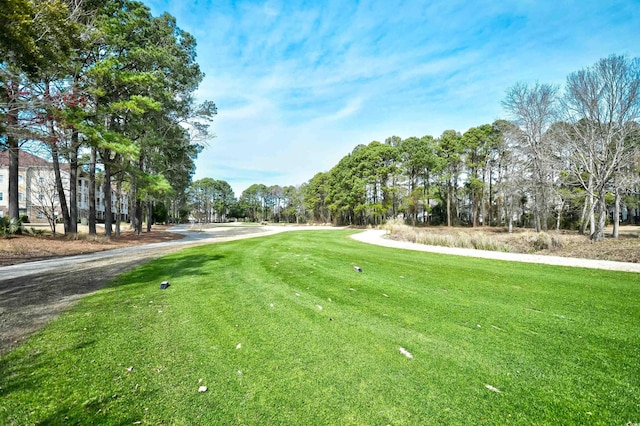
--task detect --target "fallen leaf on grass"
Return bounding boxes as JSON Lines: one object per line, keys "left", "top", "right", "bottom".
{"left": 485, "top": 384, "right": 501, "bottom": 393}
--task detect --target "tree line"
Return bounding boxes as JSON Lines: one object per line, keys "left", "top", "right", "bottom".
{"left": 1, "top": 0, "right": 214, "bottom": 236}
{"left": 193, "top": 55, "right": 639, "bottom": 242}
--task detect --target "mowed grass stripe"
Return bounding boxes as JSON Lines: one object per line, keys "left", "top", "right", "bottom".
{"left": 1, "top": 230, "right": 638, "bottom": 425}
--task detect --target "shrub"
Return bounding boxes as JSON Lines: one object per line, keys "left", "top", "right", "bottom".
{"left": 27, "top": 227, "right": 46, "bottom": 236}
{"left": 0, "top": 217, "right": 22, "bottom": 237}
{"left": 531, "top": 232, "right": 563, "bottom": 251}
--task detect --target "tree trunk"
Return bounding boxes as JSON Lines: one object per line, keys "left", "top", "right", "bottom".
{"left": 473, "top": 168, "right": 481, "bottom": 227}
{"left": 115, "top": 175, "right": 122, "bottom": 237}
{"left": 7, "top": 135, "right": 19, "bottom": 222}
{"left": 6, "top": 80, "right": 19, "bottom": 222}
{"left": 50, "top": 140, "right": 70, "bottom": 235}
{"left": 613, "top": 187, "right": 621, "bottom": 238}
{"left": 4, "top": 80, "right": 19, "bottom": 222}
{"left": 446, "top": 180, "right": 452, "bottom": 227}
{"left": 472, "top": 190, "right": 479, "bottom": 227}
{"left": 136, "top": 199, "right": 143, "bottom": 234}
{"left": 134, "top": 156, "right": 144, "bottom": 234}
{"left": 591, "top": 191, "right": 607, "bottom": 242}
{"left": 67, "top": 131, "right": 79, "bottom": 234}
{"left": 533, "top": 195, "right": 541, "bottom": 232}
{"left": 146, "top": 200, "right": 152, "bottom": 232}
{"left": 89, "top": 146, "right": 97, "bottom": 234}
{"left": 541, "top": 193, "right": 548, "bottom": 231}
{"left": 579, "top": 192, "right": 590, "bottom": 235}
{"left": 127, "top": 183, "right": 134, "bottom": 229}
{"left": 504, "top": 194, "right": 512, "bottom": 233}
{"left": 589, "top": 191, "right": 596, "bottom": 236}
{"left": 129, "top": 173, "right": 139, "bottom": 234}
{"left": 487, "top": 166, "right": 492, "bottom": 226}
{"left": 556, "top": 201, "right": 563, "bottom": 231}
{"left": 425, "top": 172, "right": 430, "bottom": 225}
{"left": 102, "top": 150, "right": 112, "bottom": 237}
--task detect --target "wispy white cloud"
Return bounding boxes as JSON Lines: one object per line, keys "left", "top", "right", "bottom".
{"left": 143, "top": 0, "right": 640, "bottom": 195}
{"left": 314, "top": 98, "right": 363, "bottom": 123}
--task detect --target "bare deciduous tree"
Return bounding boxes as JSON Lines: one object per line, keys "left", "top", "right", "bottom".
{"left": 502, "top": 82, "right": 559, "bottom": 232}
{"left": 560, "top": 55, "right": 640, "bottom": 241}
{"left": 31, "top": 168, "right": 66, "bottom": 236}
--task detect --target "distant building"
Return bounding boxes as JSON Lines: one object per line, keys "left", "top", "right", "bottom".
{"left": 0, "top": 151, "right": 128, "bottom": 223}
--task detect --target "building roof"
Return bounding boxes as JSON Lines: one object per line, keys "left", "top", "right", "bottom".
{"left": 0, "top": 150, "right": 52, "bottom": 168}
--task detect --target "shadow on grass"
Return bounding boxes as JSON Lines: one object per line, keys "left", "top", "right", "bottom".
{"left": 0, "top": 349, "right": 157, "bottom": 424}
{"left": 0, "top": 351, "right": 47, "bottom": 395}
{"left": 37, "top": 409, "right": 141, "bottom": 426}
{"left": 116, "top": 253, "right": 227, "bottom": 287}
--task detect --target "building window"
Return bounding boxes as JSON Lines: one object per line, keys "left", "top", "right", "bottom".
{"left": 0, "top": 192, "right": 3, "bottom": 201}
{"left": 38, "top": 193, "right": 44, "bottom": 201}
{"left": 0, "top": 174, "right": 3, "bottom": 183}
{"left": 18, "top": 192, "right": 23, "bottom": 202}
{"left": 39, "top": 176, "right": 45, "bottom": 184}
{"left": 37, "top": 210, "right": 44, "bottom": 219}
{"left": 18, "top": 175, "right": 23, "bottom": 183}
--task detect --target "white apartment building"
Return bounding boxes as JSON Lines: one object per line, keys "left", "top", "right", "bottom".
{"left": 0, "top": 150, "right": 128, "bottom": 223}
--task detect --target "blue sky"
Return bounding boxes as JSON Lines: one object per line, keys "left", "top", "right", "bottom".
{"left": 142, "top": 0, "right": 639, "bottom": 197}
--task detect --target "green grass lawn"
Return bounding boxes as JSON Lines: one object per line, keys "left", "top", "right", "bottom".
{"left": 1, "top": 230, "right": 638, "bottom": 425}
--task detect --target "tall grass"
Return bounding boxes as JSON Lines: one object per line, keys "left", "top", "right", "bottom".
{"left": 383, "top": 218, "right": 575, "bottom": 254}
{"left": 383, "top": 218, "right": 511, "bottom": 252}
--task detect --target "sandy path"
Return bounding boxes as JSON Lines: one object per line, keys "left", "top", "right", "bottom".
{"left": 351, "top": 229, "right": 640, "bottom": 273}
